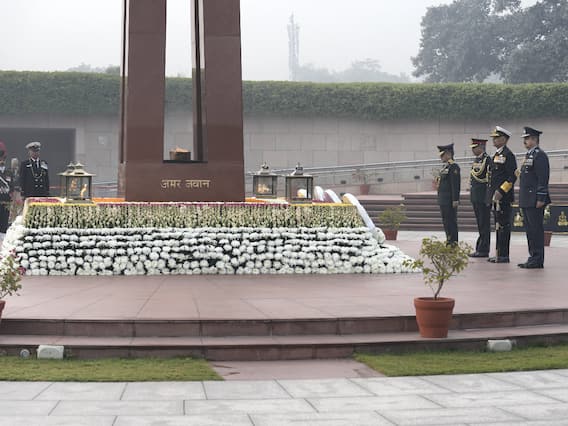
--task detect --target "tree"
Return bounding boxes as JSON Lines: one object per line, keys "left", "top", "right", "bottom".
{"left": 338, "top": 59, "right": 410, "bottom": 83}
{"left": 295, "top": 59, "right": 410, "bottom": 83}
{"left": 501, "top": 0, "right": 568, "bottom": 83}
{"left": 412, "top": 0, "right": 521, "bottom": 82}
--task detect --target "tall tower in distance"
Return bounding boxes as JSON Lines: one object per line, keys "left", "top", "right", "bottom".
{"left": 287, "top": 14, "right": 300, "bottom": 81}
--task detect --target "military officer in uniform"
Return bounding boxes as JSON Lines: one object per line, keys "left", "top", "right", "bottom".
{"left": 518, "top": 126, "right": 550, "bottom": 269}
{"left": 469, "top": 138, "right": 491, "bottom": 257}
{"left": 0, "top": 141, "right": 15, "bottom": 234}
{"left": 19, "top": 141, "right": 50, "bottom": 199}
{"left": 436, "top": 143, "right": 461, "bottom": 244}
{"left": 487, "top": 126, "right": 517, "bottom": 263}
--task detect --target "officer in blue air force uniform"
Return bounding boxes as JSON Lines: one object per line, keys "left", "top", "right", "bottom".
{"left": 469, "top": 138, "right": 492, "bottom": 257}
{"left": 518, "top": 126, "right": 550, "bottom": 269}
{"left": 487, "top": 126, "right": 517, "bottom": 263}
{"left": 19, "top": 141, "right": 50, "bottom": 199}
{"left": 436, "top": 143, "right": 460, "bottom": 244}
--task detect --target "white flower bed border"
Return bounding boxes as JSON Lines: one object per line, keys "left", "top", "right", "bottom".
{"left": 4, "top": 222, "right": 415, "bottom": 276}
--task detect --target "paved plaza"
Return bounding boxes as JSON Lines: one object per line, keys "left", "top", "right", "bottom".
{"left": 1, "top": 370, "right": 568, "bottom": 425}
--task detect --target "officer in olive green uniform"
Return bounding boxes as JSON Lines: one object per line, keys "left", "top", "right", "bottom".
{"left": 518, "top": 126, "right": 550, "bottom": 269}
{"left": 469, "top": 138, "right": 491, "bottom": 257}
{"left": 487, "top": 126, "right": 517, "bottom": 263}
{"left": 0, "top": 141, "right": 15, "bottom": 234}
{"left": 436, "top": 143, "right": 461, "bottom": 244}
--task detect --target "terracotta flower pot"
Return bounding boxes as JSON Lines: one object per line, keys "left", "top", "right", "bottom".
{"left": 0, "top": 300, "right": 5, "bottom": 325}
{"left": 413, "top": 297, "right": 455, "bottom": 338}
{"left": 544, "top": 231, "right": 552, "bottom": 247}
{"left": 359, "top": 184, "right": 371, "bottom": 195}
{"left": 383, "top": 229, "right": 398, "bottom": 240}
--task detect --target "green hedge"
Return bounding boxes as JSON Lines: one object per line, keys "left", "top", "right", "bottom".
{"left": 1, "top": 71, "right": 567, "bottom": 119}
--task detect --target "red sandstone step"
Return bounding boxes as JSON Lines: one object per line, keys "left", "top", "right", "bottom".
{"left": 2, "top": 309, "right": 567, "bottom": 338}
{"left": 1, "top": 323, "right": 568, "bottom": 360}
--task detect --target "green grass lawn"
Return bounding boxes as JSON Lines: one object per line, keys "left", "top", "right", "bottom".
{"left": 0, "top": 357, "right": 221, "bottom": 382}
{"left": 356, "top": 344, "right": 568, "bottom": 376}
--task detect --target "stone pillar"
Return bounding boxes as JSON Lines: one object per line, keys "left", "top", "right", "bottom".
{"left": 120, "top": 0, "right": 244, "bottom": 202}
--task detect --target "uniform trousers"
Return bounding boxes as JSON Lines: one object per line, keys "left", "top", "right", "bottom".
{"left": 493, "top": 201, "right": 512, "bottom": 258}
{"left": 440, "top": 204, "right": 458, "bottom": 244}
{"left": 472, "top": 202, "right": 491, "bottom": 254}
{"left": 0, "top": 194, "right": 11, "bottom": 233}
{"left": 521, "top": 207, "right": 545, "bottom": 266}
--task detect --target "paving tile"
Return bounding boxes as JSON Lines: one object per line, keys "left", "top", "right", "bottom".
{"left": 308, "top": 394, "right": 439, "bottom": 412}
{"left": 52, "top": 400, "right": 183, "bottom": 416}
{"left": 212, "top": 359, "right": 382, "bottom": 380}
{"left": 500, "top": 402, "right": 568, "bottom": 420}
{"left": 470, "top": 421, "right": 568, "bottom": 426}
{"left": 277, "top": 378, "right": 373, "bottom": 398}
{"left": 351, "top": 376, "right": 452, "bottom": 395}
{"left": 251, "top": 412, "right": 393, "bottom": 426}
{"left": 184, "top": 398, "right": 315, "bottom": 414}
{"left": 0, "top": 400, "right": 57, "bottom": 415}
{"left": 121, "top": 382, "right": 206, "bottom": 400}
{"left": 421, "top": 373, "right": 522, "bottom": 393}
{"left": 535, "top": 388, "right": 568, "bottom": 402}
{"left": 0, "top": 417, "right": 114, "bottom": 426}
{"left": 203, "top": 380, "right": 290, "bottom": 399}
{"left": 426, "top": 390, "right": 559, "bottom": 408}
{"left": 0, "top": 381, "right": 51, "bottom": 400}
{"left": 115, "top": 414, "right": 253, "bottom": 425}
{"left": 379, "top": 407, "right": 523, "bottom": 425}
{"left": 35, "top": 382, "right": 126, "bottom": 400}
{"left": 487, "top": 371, "right": 568, "bottom": 389}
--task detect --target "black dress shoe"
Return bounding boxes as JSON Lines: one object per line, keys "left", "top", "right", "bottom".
{"left": 488, "top": 256, "right": 510, "bottom": 263}
{"left": 518, "top": 263, "right": 543, "bottom": 269}
{"left": 469, "top": 252, "right": 489, "bottom": 258}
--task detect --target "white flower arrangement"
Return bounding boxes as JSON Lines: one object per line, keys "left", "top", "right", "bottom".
{"left": 5, "top": 225, "right": 415, "bottom": 276}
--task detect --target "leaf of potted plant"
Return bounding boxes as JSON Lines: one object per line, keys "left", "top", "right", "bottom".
{"left": 403, "top": 237, "right": 472, "bottom": 338}
{"left": 0, "top": 251, "right": 24, "bottom": 324}
{"left": 378, "top": 204, "right": 406, "bottom": 240}
{"left": 352, "top": 169, "right": 370, "bottom": 195}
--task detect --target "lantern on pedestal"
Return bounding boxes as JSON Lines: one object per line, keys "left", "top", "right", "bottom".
{"left": 252, "top": 162, "right": 279, "bottom": 199}
{"left": 285, "top": 163, "right": 313, "bottom": 203}
{"left": 59, "top": 162, "right": 95, "bottom": 202}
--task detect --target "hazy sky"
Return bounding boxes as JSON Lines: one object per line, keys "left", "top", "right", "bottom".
{"left": 0, "top": 0, "right": 536, "bottom": 81}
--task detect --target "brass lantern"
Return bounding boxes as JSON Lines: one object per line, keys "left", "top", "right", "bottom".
{"left": 285, "top": 163, "right": 313, "bottom": 203}
{"left": 59, "top": 162, "right": 95, "bottom": 202}
{"left": 252, "top": 162, "right": 278, "bottom": 198}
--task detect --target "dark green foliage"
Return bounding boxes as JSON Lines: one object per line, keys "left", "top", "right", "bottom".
{"left": 413, "top": 0, "right": 568, "bottom": 83}
{"left": 2, "top": 71, "right": 568, "bottom": 119}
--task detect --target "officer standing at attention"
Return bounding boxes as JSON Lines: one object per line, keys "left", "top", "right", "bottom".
{"left": 469, "top": 138, "right": 492, "bottom": 257}
{"left": 0, "top": 141, "right": 15, "bottom": 235}
{"left": 518, "top": 126, "right": 550, "bottom": 269}
{"left": 436, "top": 143, "right": 461, "bottom": 244}
{"left": 19, "top": 141, "right": 50, "bottom": 199}
{"left": 487, "top": 126, "right": 517, "bottom": 263}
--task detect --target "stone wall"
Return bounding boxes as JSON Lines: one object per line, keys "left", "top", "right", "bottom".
{"left": 1, "top": 112, "right": 567, "bottom": 195}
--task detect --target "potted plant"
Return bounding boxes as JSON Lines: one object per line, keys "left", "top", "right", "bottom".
{"left": 0, "top": 251, "right": 24, "bottom": 323}
{"left": 378, "top": 204, "right": 406, "bottom": 240}
{"left": 544, "top": 205, "right": 552, "bottom": 247}
{"left": 403, "top": 237, "right": 471, "bottom": 338}
{"left": 352, "top": 169, "right": 371, "bottom": 195}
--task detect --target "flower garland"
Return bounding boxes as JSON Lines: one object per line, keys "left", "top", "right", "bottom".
{"left": 7, "top": 225, "right": 415, "bottom": 276}
{"left": 24, "top": 202, "right": 361, "bottom": 229}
